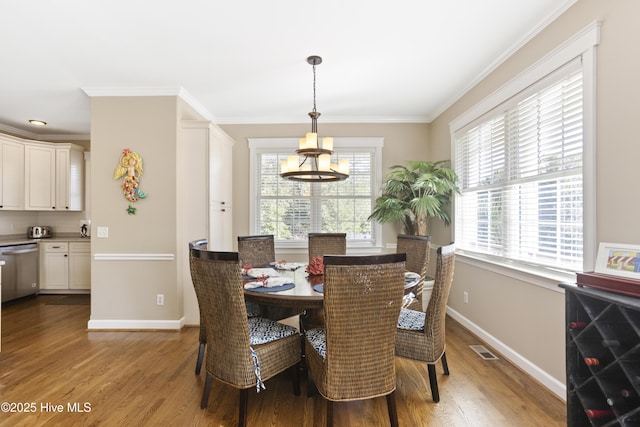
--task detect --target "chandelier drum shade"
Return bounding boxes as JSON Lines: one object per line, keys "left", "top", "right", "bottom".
{"left": 280, "top": 55, "right": 349, "bottom": 182}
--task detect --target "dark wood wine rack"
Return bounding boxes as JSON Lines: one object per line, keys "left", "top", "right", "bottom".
{"left": 561, "top": 284, "right": 640, "bottom": 427}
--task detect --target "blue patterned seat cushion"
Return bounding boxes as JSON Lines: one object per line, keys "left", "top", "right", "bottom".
{"left": 248, "top": 317, "right": 298, "bottom": 345}
{"left": 306, "top": 328, "right": 326, "bottom": 359}
{"left": 397, "top": 308, "right": 425, "bottom": 331}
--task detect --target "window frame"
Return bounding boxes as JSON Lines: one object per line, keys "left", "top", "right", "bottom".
{"left": 248, "top": 137, "right": 384, "bottom": 252}
{"left": 449, "top": 21, "right": 599, "bottom": 286}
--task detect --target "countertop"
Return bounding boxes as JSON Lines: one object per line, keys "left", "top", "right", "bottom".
{"left": 0, "top": 233, "right": 91, "bottom": 246}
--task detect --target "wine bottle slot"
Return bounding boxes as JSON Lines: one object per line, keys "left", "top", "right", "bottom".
{"left": 584, "top": 408, "right": 614, "bottom": 418}
{"left": 601, "top": 339, "right": 621, "bottom": 348}
{"left": 606, "top": 389, "right": 634, "bottom": 406}
{"left": 607, "top": 397, "right": 622, "bottom": 406}
{"left": 569, "top": 321, "right": 588, "bottom": 329}
{"left": 584, "top": 357, "right": 600, "bottom": 366}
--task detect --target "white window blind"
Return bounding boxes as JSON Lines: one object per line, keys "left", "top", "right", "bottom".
{"left": 454, "top": 58, "right": 584, "bottom": 274}
{"left": 249, "top": 138, "right": 383, "bottom": 248}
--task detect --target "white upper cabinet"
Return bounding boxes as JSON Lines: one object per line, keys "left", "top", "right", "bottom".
{"left": 25, "top": 143, "right": 56, "bottom": 210}
{"left": 0, "top": 137, "right": 25, "bottom": 210}
{"left": 55, "top": 145, "right": 84, "bottom": 211}
{"left": 14, "top": 138, "right": 86, "bottom": 211}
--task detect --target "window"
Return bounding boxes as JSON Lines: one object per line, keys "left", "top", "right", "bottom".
{"left": 249, "top": 138, "right": 383, "bottom": 248}
{"left": 451, "top": 22, "right": 599, "bottom": 281}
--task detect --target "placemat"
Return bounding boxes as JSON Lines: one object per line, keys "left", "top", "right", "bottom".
{"left": 245, "top": 283, "right": 295, "bottom": 293}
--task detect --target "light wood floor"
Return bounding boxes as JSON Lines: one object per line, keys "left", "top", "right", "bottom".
{"left": 0, "top": 295, "right": 566, "bottom": 426}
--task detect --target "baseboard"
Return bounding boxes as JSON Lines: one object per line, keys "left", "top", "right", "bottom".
{"left": 446, "top": 306, "right": 566, "bottom": 401}
{"left": 87, "top": 317, "right": 185, "bottom": 331}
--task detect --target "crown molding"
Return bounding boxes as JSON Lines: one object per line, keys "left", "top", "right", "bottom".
{"left": 0, "top": 123, "right": 89, "bottom": 141}
{"left": 429, "top": 0, "right": 579, "bottom": 122}
{"left": 81, "top": 86, "right": 215, "bottom": 124}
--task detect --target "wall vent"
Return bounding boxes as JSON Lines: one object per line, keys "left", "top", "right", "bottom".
{"left": 469, "top": 344, "right": 499, "bottom": 360}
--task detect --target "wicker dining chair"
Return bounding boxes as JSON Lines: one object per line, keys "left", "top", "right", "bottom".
{"left": 395, "top": 243, "right": 456, "bottom": 403}
{"left": 189, "top": 248, "right": 301, "bottom": 427}
{"left": 397, "top": 234, "right": 431, "bottom": 311}
{"left": 189, "top": 238, "right": 209, "bottom": 375}
{"left": 237, "top": 235, "right": 275, "bottom": 267}
{"left": 307, "top": 233, "right": 346, "bottom": 260}
{"left": 305, "top": 253, "right": 406, "bottom": 427}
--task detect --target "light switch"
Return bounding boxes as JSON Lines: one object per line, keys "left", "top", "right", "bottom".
{"left": 97, "top": 226, "right": 109, "bottom": 238}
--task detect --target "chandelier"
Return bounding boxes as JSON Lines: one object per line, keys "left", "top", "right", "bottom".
{"left": 279, "top": 56, "right": 349, "bottom": 182}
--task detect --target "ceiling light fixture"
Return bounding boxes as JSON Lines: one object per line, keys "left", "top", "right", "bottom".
{"left": 28, "top": 119, "right": 47, "bottom": 126}
{"left": 279, "top": 56, "right": 349, "bottom": 182}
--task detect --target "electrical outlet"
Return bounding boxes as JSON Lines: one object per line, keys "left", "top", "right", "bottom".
{"left": 157, "top": 294, "right": 164, "bottom": 306}
{"left": 463, "top": 291, "right": 469, "bottom": 304}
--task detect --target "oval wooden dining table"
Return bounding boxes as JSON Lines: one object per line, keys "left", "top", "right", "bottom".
{"left": 243, "top": 266, "right": 324, "bottom": 310}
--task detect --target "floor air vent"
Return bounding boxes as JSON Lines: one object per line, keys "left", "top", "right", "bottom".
{"left": 469, "top": 345, "right": 499, "bottom": 360}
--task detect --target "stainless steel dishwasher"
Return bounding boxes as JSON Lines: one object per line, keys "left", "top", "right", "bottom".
{"left": 0, "top": 243, "right": 39, "bottom": 303}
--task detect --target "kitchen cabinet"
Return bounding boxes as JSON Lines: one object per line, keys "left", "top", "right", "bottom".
{"left": 24, "top": 142, "right": 56, "bottom": 210}
{"left": 40, "top": 241, "right": 90, "bottom": 291}
{"left": 41, "top": 241, "right": 69, "bottom": 289}
{"left": 56, "top": 146, "right": 85, "bottom": 210}
{"left": 0, "top": 137, "right": 25, "bottom": 210}
{"left": 68, "top": 242, "right": 90, "bottom": 289}
{"left": 25, "top": 142, "right": 84, "bottom": 211}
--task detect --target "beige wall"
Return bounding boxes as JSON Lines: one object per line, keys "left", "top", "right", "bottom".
{"left": 89, "top": 96, "right": 183, "bottom": 325}
{"left": 220, "top": 122, "right": 431, "bottom": 253}
{"left": 427, "top": 0, "right": 640, "bottom": 394}
{"left": 68, "top": 0, "right": 640, "bottom": 397}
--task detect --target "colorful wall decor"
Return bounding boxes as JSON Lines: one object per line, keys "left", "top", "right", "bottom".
{"left": 114, "top": 148, "right": 147, "bottom": 214}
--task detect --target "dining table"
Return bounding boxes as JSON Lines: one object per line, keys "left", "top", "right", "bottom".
{"left": 243, "top": 265, "right": 324, "bottom": 310}
{"left": 243, "top": 263, "right": 421, "bottom": 313}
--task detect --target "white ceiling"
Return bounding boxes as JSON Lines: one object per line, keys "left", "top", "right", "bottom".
{"left": 0, "top": 0, "right": 576, "bottom": 140}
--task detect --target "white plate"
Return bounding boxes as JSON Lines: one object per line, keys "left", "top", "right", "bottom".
{"left": 405, "top": 271, "right": 420, "bottom": 280}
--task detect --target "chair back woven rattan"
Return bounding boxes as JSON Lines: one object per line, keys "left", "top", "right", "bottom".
{"left": 189, "top": 247, "right": 301, "bottom": 426}
{"left": 305, "top": 253, "right": 406, "bottom": 427}
{"left": 308, "top": 233, "right": 346, "bottom": 260}
{"left": 237, "top": 235, "right": 275, "bottom": 267}
{"left": 395, "top": 242, "right": 456, "bottom": 402}
{"left": 396, "top": 234, "right": 431, "bottom": 311}
{"left": 188, "top": 239, "right": 209, "bottom": 375}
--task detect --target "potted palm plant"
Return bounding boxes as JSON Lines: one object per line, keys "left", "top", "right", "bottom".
{"left": 368, "top": 160, "right": 460, "bottom": 236}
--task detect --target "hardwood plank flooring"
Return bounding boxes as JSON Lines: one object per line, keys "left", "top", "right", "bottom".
{"left": 0, "top": 295, "right": 566, "bottom": 426}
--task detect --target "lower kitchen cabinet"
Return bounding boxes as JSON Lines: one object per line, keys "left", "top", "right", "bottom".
{"left": 68, "top": 242, "right": 90, "bottom": 289}
{"left": 40, "top": 241, "right": 90, "bottom": 291}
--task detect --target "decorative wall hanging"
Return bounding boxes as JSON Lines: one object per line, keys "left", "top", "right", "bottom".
{"left": 114, "top": 148, "right": 147, "bottom": 214}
